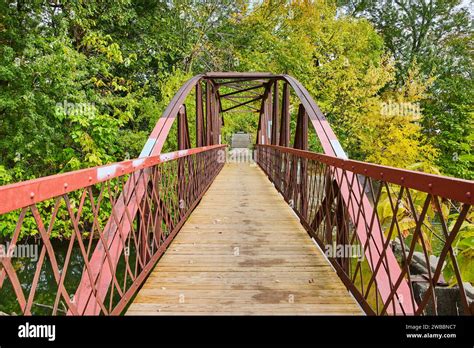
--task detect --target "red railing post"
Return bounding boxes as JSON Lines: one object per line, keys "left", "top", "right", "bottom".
{"left": 206, "top": 80, "right": 213, "bottom": 146}
{"left": 294, "top": 104, "right": 309, "bottom": 218}
{"left": 271, "top": 80, "right": 279, "bottom": 145}
{"left": 195, "top": 82, "right": 205, "bottom": 147}
{"left": 279, "top": 82, "right": 290, "bottom": 147}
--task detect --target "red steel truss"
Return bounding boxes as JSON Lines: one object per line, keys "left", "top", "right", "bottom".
{"left": 0, "top": 72, "right": 472, "bottom": 315}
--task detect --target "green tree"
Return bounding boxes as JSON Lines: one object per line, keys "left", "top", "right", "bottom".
{"left": 339, "top": 0, "right": 474, "bottom": 178}
{"left": 221, "top": 0, "right": 438, "bottom": 167}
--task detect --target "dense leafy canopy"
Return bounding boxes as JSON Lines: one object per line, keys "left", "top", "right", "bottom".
{"left": 0, "top": 0, "right": 472, "bottom": 184}
{"left": 340, "top": 0, "right": 473, "bottom": 177}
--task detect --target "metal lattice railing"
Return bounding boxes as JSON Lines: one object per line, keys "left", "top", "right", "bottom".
{"left": 257, "top": 144, "right": 473, "bottom": 315}
{"left": 0, "top": 145, "right": 225, "bottom": 315}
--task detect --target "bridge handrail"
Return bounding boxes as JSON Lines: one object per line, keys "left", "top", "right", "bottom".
{"left": 256, "top": 144, "right": 473, "bottom": 315}
{"left": 257, "top": 145, "right": 473, "bottom": 205}
{"left": 0, "top": 145, "right": 225, "bottom": 315}
{"left": 0, "top": 145, "right": 226, "bottom": 215}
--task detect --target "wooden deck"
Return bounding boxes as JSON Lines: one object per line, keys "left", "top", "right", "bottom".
{"left": 126, "top": 163, "right": 363, "bottom": 315}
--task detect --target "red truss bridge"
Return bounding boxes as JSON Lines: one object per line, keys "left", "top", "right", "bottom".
{"left": 0, "top": 72, "right": 472, "bottom": 315}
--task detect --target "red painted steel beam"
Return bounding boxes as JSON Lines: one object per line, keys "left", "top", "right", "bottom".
{"left": 222, "top": 94, "right": 261, "bottom": 99}
{"left": 256, "top": 82, "right": 273, "bottom": 145}
{"left": 141, "top": 74, "right": 205, "bottom": 157}
{"left": 204, "top": 72, "right": 277, "bottom": 79}
{"left": 196, "top": 82, "right": 205, "bottom": 147}
{"left": 256, "top": 145, "right": 473, "bottom": 205}
{"left": 294, "top": 104, "right": 308, "bottom": 150}
{"left": 213, "top": 79, "right": 268, "bottom": 87}
{"left": 219, "top": 83, "right": 266, "bottom": 98}
{"left": 206, "top": 80, "right": 213, "bottom": 146}
{"left": 177, "top": 105, "right": 191, "bottom": 150}
{"left": 279, "top": 82, "right": 290, "bottom": 147}
{"left": 221, "top": 96, "right": 263, "bottom": 113}
{"left": 213, "top": 85, "right": 220, "bottom": 144}
{"left": 0, "top": 145, "right": 226, "bottom": 216}
{"left": 271, "top": 80, "right": 279, "bottom": 145}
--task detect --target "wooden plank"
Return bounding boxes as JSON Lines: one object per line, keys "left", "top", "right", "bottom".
{"left": 126, "top": 163, "right": 363, "bottom": 315}
{"left": 126, "top": 303, "right": 362, "bottom": 315}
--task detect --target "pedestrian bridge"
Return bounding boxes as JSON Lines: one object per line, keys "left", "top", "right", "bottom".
{"left": 0, "top": 73, "right": 472, "bottom": 316}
